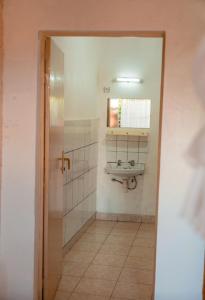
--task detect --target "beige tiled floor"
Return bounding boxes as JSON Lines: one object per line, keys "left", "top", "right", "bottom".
{"left": 55, "top": 220, "right": 156, "bottom": 300}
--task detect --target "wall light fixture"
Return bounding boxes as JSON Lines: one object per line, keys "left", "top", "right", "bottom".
{"left": 115, "top": 77, "right": 143, "bottom": 83}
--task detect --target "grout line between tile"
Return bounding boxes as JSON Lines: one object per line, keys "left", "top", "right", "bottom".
{"left": 64, "top": 141, "right": 98, "bottom": 155}
{"left": 126, "top": 138, "right": 128, "bottom": 162}
{"left": 65, "top": 220, "right": 154, "bottom": 300}
{"left": 109, "top": 221, "right": 142, "bottom": 299}
{"left": 69, "top": 221, "right": 115, "bottom": 298}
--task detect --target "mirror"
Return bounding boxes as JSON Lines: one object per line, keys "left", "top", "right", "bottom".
{"left": 107, "top": 98, "right": 151, "bottom": 129}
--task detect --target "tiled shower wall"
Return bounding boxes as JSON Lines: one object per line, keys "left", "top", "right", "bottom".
{"left": 106, "top": 135, "right": 148, "bottom": 164}
{"left": 63, "top": 119, "right": 98, "bottom": 246}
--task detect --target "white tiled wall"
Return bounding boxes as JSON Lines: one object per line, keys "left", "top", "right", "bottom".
{"left": 63, "top": 119, "right": 98, "bottom": 246}
{"left": 106, "top": 135, "right": 148, "bottom": 164}
{"left": 97, "top": 131, "right": 157, "bottom": 217}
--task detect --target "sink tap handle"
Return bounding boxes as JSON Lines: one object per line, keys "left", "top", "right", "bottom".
{"left": 117, "top": 159, "right": 122, "bottom": 166}
{"left": 128, "top": 160, "right": 135, "bottom": 166}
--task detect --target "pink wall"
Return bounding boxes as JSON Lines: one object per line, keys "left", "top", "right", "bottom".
{"left": 0, "top": 0, "right": 2, "bottom": 212}
{"left": 1, "top": 0, "right": 205, "bottom": 299}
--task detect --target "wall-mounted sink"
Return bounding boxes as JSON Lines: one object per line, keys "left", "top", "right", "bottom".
{"left": 105, "top": 162, "right": 145, "bottom": 178}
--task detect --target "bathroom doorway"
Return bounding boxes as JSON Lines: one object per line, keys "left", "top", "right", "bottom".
{"left": 36, "top": 32, "right": 165, "bottom": 300}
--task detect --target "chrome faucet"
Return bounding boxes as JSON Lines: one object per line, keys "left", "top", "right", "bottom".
{"left": 117, "top": 160, "right": 122, "bottom": 166}
{"left": 128, "top": 160, "right": 135, "bottom": 167}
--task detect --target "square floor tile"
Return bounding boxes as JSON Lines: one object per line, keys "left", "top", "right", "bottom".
{"left": 133, "top": 237, "right": 155, "bottom": 248}
{"left": 125, "top": 256, "right": 154, "bottom": 271}
{"left": 129, "top": 246, "right": 155, "bottom": 259}
{"left": 86, "top": 227, "right": 113, "bottom": 234}
{"left": 63, "top": 261, "right": 89, "bottom": 277}
{"left": 111, "top": 298, "right": 130, "bottom": 300}
{"left": 112, "top": 281, "right": 152, "bottom": 299}
{"left": 84, "top": 264, "right": 121, "bottom": 281}
{"left": 70, "top": 293, "right": 109, "bottom": 300}
{"left": 105, "top": 234, "right": 135, "bottom": 246}
{"left": 99, "top": 244, "right": 130, "bottom": 256}
{"left": 64, "top": 250, "right": 96, "bottom": 264}
{"left": 113, "top": 222, "right": 140, "bottom": 230}
{"left": 86, "top": 222, "right": 113, "bottom": 234}
{"left": 79, "top": 232, "right": 108, "bottom": 244}
{"left": 137, "top": 231, "right": 156, "bottom": 240}
{"left": 93, "top": 253, "right": 127, "bottom": 267}
{"left": 139, "top": 224, "right": 155, "bottom": 232}
{"left": 75, "top": 278, "right": 116, "bottom": 297}
{"left": 111, "top": 228, "right": 138, "bottom": 235}
{"left": 58, "top": 276, "right": 81, "bottom": 293}
{"left": 89, "top": 220, "right": 115, "bottom": 229}
{"left": 55, "top": 290, "right": 70, "bottom": 300}
{"left": 119, "top": 267, "right": 153, "bottom": 285}
{"left": 72, "top": 241, "right": 102, "bottom": 254}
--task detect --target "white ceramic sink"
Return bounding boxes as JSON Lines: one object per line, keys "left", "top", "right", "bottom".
{"left": 105, "top": 162, "right": 145, "bottom": 178}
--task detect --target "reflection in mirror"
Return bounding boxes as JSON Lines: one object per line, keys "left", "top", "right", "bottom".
{"left": 107, "top": 98, "right": 151, "bottom": 129}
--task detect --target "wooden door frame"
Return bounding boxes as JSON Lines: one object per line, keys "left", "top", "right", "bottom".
{"left": 35, "top": 30, "right": 166, "bottom": 300}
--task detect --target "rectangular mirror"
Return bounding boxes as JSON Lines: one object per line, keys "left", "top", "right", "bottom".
{"left": 107, "top": 98, "right": 151, "bottom": 129}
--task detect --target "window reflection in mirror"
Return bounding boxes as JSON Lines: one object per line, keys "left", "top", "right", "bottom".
{"left": 107, "top": 98, "right": 151, "bottom": 129}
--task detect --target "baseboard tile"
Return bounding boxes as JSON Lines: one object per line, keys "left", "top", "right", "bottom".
{"left": 63, "top": 214, "right": 96, "bottom": 256}
{"left": 96, "top": 212, "right": 155, "bottom": 224}
{"left": 63, "top": 212, "right": 155, "bottom": 256}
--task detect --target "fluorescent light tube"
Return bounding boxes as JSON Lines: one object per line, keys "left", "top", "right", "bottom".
{"left": 115, "top": 77, "right": 142, "bottom": 83}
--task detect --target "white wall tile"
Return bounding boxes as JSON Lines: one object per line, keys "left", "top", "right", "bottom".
{"left": 73, "top": 205, "right": 82, "bottom": 232}
{"left": 84, "top": 144, "right": 98, "bottom": 170}
{"left": 138, "top": 152, "right": 147, "bottom": 163}
{"left": 106, "top": 140, "right": 116, "bottom": 152}
{"left": 106, "top": 151, "right": 117, "bottom": 162}
{"left": 85, "top": 123, "right": 92, "bottom": 145}
{"left": 128, "top": 141, "right": 139, "bottom": 153}
{"left": 73, "top": 148, "right": 85, "bottom": 178}
{"left": 91, "top": 119, "right": 99, "bottom": 143}
{"left": 75, "top": 125, "right": 85, "bottom": 149}
{"left": 78, "top": 176, "right": 84, "bottom": 202}
{"left": 89, "top": 192, "right": 96, "bottom": 217}
{"left": 139, "top": 141, "right": 148, "bottom": 153}
{"left": 63, "top": 182, "right": 73, "bottom": 213}
{"left": 72, "top": 179, "right": 78, "bottom": 207}
{"left": 89, "top": 168, "right": 97, "bottom": 194}
{"left": 88, "top": 170, "right": 93, "bottom": 195}
{"left": 64, "top": 126, "right": 73, "bottom": 152}
{"left": 128, "top": 135, "right": 139, "bottom": 142}
{"left": 64, "top": 214, "right": 72, "bottom": 244}
{"left": 106, "top": 134, "right": 117, "bottom": 141}
{"left": 83, "top": 172, "right": 89, "bottom": 198}
{"left": 81, "top": 198, "right": 90, "bottom": 225}
{"left": 72, "top": 176, "right": 84, "bottom": 207}
{"left": 139, "top": 136, "right": 148, "bottom": 142}
{"left": 105, "top": 135, "right": 148, "bottom": 166}
{"left": 64, "top": 152, "right": 73, "bottom": 184}
{"left": 65, "top": 123, "right": 84, "bottom": 150}
{"left": 117, "top": 135, "right": 128, "bottom": 141}
{"left": 87, "top": 145, "right": 92, "bottom": 170}
{"left": 84, "top": 147, "right": 90, "bottom": 171}
{"left": 128, "top": 152, "right": 139, "bottom": 162}
{"left": 90, "top": 144, "right": 98, "bottom": 168}
{"left": 63, "top": 119, "right": 98, "bottom": 246}
{"left": 117, "top": 140, "right": 127, "bottom": 152}
{"left": 68, "top": 209, "right": 77, "bottom": 240}
{"left": 117, "top": 151, "right": 127, "bottom": 162}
